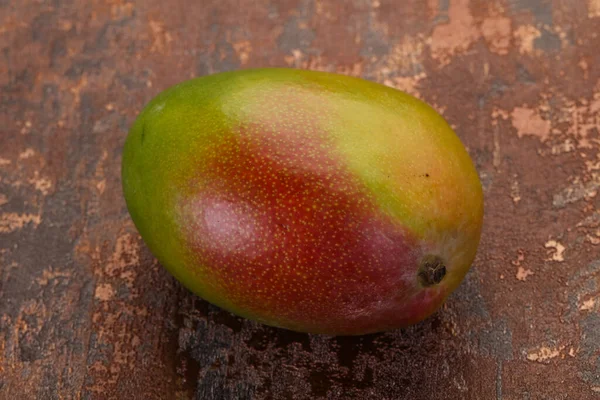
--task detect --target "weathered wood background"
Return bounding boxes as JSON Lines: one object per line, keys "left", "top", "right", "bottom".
{"left": 1, "top": 0, "right": 600, "bottom": 399}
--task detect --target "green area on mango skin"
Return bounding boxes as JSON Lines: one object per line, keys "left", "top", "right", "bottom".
{"left": 121, "top": 68, "right": 484, "bottom": 335}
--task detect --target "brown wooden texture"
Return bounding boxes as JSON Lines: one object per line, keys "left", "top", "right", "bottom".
{"left": 1, "top": 0, "right": 600, "bottom": 399}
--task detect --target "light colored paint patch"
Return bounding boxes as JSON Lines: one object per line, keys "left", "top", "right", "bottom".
{"left": 492, "top": 108, "right": 509, "bottom": 123}
{"left": 111, "top": 2, "right": 134, "bottom": 20}
{"left": 558, "top": 95, "right": 600, "bottom": 148}
{"left": 284, "top": 49, "right": 327, "bottom": 70}
{"left": 36, "top": 268, "right": 71, "bottom": 285}
{"left": 589, "top": 0, "right": 600, "bottom": 18}
{"left": 511, "top": 107, "right": 551, "bottom": 141}
{"left": 543, "top": 139, "right": 575, "bottom": 156}
{"left": 512, "top": 249, "right": 525, "bottom": 266}
{"left": 545, "top": 240, "right": 565, "bottom": 262}
{"left": 95, "top": 283, "right": 115, "bottom": 301}
{"left": 386, "top": 35, "right": 426, "bottom": 76}
{"left": 587, "top": 229, "right": 600, "bottom": 245}
{"left": 491, "top": 107, "right": 508, "bottom": 168}
{"left": 526, "top": 345, "right": 564, "bottom": 362}
{"left": 149, "top": 19, "right": 173, "bottom": 53}
{"left": 585, "top": 158, "right": 600, "bottom": 173}
{"left": 516, "top": 266, "right": 533, "bottom": 281}
{"left": 18, "top": 148, "right": 35, "bottom": 159}
{"left": 105, "top": 233, "right": 141, "bottom": 285}
{"left": 19, "top": 120, "right": 33, "bottom": 135}
{"left": 592, "top": 86, "right": 600, "bottom": 112}
{"left": 580, "top": 298, "right": 596, "bottom": 311}
{"left": 513, "top": 25, "right": 541, "bottom": 55}
{"left": 0, "top": 157, "right": 10, "bottom": 166}
{"left": 285, "top": 49, "right": 302, "bottom": 67}
{"left": 385, "top": 73, "right": 426, "bottom": 98}
{"left": 233, "top": 41, "right": 252, "bottom": 65}
{"left": 588, "top": 91, "right": 600, "bottom": 146}
{"left": 510, "top": 175, "right": 521, "bottom": 203}
{"left": 335, "top": 62, "right": 363, "bottom": 78}
{"left": 97, "top": 179, "right": 106, "bottom": 194}
{"left": 577, "top": 211, "right": 600, "bottom": 228}
{"left": 283, "top": 52, "right": 349, "bottom": 75}
{"left": 552, "top": 26, "right": 571, "bottom": 49}
{"left": 575, "top": 209, "right": 600, "bottom": 245}
{"left": 0, "top": 212, "right": 41, "bottom": 233}
{"left": 481, "top": 16, "right": 511, "bottom": 55}
{"left": 511, "top": 249, "right": 533, "bottom": 281}
{"left": 28, "top": 173, "right": 52, "bottom": 195}
{"left": 553, "top": 178, "right": 600, "bottom": 208}
{"left": 379, "top": 35, "right": 427, "bottom": 97}
{"left": 0, "top": 194, "right": 7, "bottom": 207}
{"left": 430, "top": 0, "right": 479, "bottom": 66}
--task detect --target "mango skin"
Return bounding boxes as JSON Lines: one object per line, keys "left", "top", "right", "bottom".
{"left": 122, "top": 68, "right": 483, "bottom": 335}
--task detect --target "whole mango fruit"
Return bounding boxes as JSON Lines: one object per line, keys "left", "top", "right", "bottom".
{"left": 122, "top": 68, "right": 483, "bottom": 335}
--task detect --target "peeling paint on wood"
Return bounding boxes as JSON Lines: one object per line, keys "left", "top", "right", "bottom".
{"left": 1, "top": 0, "right": 600, "bottom": 398}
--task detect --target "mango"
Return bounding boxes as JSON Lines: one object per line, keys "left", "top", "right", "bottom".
{"left": 122, "top": 68, "right": 483, "bottom": 335}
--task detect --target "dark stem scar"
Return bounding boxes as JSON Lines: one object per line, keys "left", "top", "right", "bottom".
{"left": 417, "top": 255, "right": 446, "bottom": 286}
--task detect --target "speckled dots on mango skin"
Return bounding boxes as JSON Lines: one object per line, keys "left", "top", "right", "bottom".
{"left": 175, "top": 88, "right": 440, "bottom": 334}
{"left": 122, "top": 69, "right": 483, "bottom": 335}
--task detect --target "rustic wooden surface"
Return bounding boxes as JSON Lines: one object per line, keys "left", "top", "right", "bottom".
{"left": 1, "top": 0, "right": 600, "bottom": 399}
